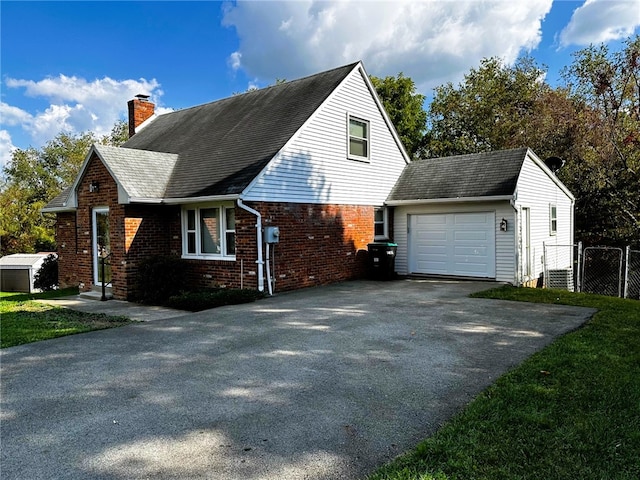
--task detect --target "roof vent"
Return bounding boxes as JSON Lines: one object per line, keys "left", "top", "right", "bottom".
{"left": 544, "top": 156, "right": 564, "bottom": 173}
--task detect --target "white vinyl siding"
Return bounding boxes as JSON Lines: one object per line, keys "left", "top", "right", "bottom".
{"left": 394, "top": 202, "right": 515, "bottom": 282}
{"left": 515, "top": 154, "right": 574, "bottom": 281}
{"left": 243, "top": 67, "right": 407, "bottom": 205}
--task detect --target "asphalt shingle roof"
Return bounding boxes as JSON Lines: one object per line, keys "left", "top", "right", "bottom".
{"left": 95, "top": 145, "right": 178, "bottom": 200}
{"left": 122, "top": 62, "right": 359, "bottom": 198}
{"left": 43, "top": 186, "right": 74, "bottom": 211}
{"left": 387, "top": 148, "right": 528, "bottom": 201}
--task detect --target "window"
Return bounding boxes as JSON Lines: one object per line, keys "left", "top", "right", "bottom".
{"left": 348, "top": 116, "right": 369, "bottom": 160}
{"left": 549, "top": 204, "right": 557, "bottom": 235}
{"left": 183, "top": 205, "right": 236, "bottom": 258}
{"left": 374, "top": 207, "right": 388, "bottom": 240}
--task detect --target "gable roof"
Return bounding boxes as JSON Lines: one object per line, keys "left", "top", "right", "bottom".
{"left": 387, "top": 148, "right": 529, "bottom": 203}
{"left": 123, "top": 62, "right": 360, "bottom": 199}
{"left": 42, "top": 145, "right": 179, "bottom": 212}
{"left": 43, "top": 62, "right": 363, "bottom": 212}
{"left": 89, "top": 145, "right": 178, "bottom": 201}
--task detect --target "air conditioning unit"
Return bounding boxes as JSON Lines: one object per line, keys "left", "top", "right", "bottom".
{"left": 547, "top": 268, "right": 574, "bottom": 292}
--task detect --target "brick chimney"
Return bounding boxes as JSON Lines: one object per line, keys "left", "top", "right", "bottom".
{"left": 127, "top": 94, "right": 155, "bottom": 138}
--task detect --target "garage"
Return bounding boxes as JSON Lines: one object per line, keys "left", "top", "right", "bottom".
{"left": 410, "top": 212, "right": 496, "bottom": 278}
{"left": 0, "top": 253, "right": 50, "bottom": 293}
{"left": 388, "top": 148, "right": 575, "bottom": 285}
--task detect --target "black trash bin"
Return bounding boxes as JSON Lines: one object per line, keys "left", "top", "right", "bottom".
{"left": 367, "top": 242, "right": 397, "bottom": 280}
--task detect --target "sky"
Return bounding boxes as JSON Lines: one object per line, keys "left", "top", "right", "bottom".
{"left": 1, "top": 0, "right": 639, "bottom": 169}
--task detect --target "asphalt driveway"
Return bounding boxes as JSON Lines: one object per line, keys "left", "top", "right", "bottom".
{"left": 1, "top": 279, "right": 595, "bottom": 480}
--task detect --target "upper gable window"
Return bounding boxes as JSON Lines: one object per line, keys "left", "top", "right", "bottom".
{"left": 348, "top": 115, "right": 370, "bottom": 160}
{"left": 182, "top": 204, "right": 236, "bottom": 259}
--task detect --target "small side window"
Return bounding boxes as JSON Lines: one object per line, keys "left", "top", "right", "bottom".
{"left": 374, "top": 207, "right": 388, "bottom": 240}
{"left": 550, "top": 204, "right": 557, "bottom": 235}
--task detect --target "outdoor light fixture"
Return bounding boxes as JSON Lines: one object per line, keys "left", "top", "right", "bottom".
{"left": 89, "top": 181, "right": 99, "bottom": 193}
{"left": 500, "top": 218, "right": 508, "bottom": 232}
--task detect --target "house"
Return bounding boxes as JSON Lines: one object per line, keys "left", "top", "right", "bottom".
{"left": 386, "top": 148, "right": 575, "bottom": 286}
{"left": 0, "top": 253, "right": 53, "bottom": 293}
{"left": 43, "top": 62, "right": 411, "bottom": 299}
{"left": 43, "top": 60, "right": 575, "bottom": 299}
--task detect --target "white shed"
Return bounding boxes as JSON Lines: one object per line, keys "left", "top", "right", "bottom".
{"left": 386, "top": 148, "right": 575, "bottom": 286}
{"left": 0, "top": 253, "right": 52, "bottom": 293}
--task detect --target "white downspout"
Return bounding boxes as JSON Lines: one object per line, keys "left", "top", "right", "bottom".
{"left": 237, "top": 199, "right": 265, "bottom": 292}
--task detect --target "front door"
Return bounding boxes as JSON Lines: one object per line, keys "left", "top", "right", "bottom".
{"left": 93, "top": 207, "right": 111, "bottom": 286}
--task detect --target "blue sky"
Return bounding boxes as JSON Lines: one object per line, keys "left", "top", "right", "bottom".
{"left": 1, "top": 0, "right": 639, "bottom": 168}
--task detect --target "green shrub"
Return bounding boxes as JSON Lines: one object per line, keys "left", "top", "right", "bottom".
{"left": 132, "top": 255, "right": 188, "bottom": 304}
{"left": 33, "top": 254, "right": 58, "bottom": 291}
{"left": 166, "top": 288, "right": 264, "bottom": 312}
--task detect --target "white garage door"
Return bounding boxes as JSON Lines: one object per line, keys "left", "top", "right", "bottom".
{"left": 410, "top": 212, "right": 496, "bottom": 278}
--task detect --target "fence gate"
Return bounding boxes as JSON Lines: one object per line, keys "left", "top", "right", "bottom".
{"left": 624, "top": 247, "right": 640, "bottom": 300}
{"left": 582, "top": 247, "right": 623, "bottom": 297}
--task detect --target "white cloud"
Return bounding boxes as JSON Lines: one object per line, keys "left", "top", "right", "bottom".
{"left": 229, "top": 51, "right": 242, "bottom": 71}
{"left": 2, "top": 75, "right": 164, "bottom": 147}
{"left": 559, "top": 0, "right": 640, "bottom": 47}
{"left": 0, "top": 130, "right": 17, "bottom": 171}
{"left": 222, "top": 0, "right": 554, "bottom": 91}
{"left": 0, "top": 103, "right": 32, "bottom": 127}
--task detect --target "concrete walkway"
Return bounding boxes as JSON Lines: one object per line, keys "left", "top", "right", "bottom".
{"left": 1, "top": 279, "right": 595, "bottom": 480}
{"left": 38, "top": 296, "right": 191, "bottom": 322}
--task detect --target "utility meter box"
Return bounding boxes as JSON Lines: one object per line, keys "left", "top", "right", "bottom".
{"left": 264, "top": 226, "right": 280, "bottom": 243}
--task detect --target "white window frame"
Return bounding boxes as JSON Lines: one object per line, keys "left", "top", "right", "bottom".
{"left": 182, "top": 203, "right": 236, "bottom": 260}
{"left": 347, "top": 114, "right": 370, "bottom": 161}
{"left": 374, "top": 207, "right": 389, "bottom": 240}
{"left": 549, "top": 204, "right": 557, "bottom": 235}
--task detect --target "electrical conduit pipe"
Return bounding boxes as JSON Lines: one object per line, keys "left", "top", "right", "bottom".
{"left": 237, "top": 199, "right": 265, "bottom": 293}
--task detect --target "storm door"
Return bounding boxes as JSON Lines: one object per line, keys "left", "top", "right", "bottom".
{"left": 92, "top": 207, "right": 112, "bottom": 286}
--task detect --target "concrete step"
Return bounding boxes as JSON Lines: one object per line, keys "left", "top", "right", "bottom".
{"left": 79, "top": 286, "right": 113, "bottom": 301}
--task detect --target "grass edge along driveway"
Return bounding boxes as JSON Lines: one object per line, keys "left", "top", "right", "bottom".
{"left": 368, "top": 286, "right": 640, "bottom": 480}
{"left": 0, "top": 289, "right": 132, "bottom": 348}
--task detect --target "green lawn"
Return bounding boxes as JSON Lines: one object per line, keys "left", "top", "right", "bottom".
{"left": 0, "top": 289, "right": 132, "bottom": 348}
{"left": 369, "top": 286, "right": 640, "bottom": 480}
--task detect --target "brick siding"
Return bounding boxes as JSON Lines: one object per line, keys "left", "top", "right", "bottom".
{"left": 55, "top": 212, "right": 78, "bottom": 288}
{"left": 57, "top": 154, "right": 375, "bottom": 298}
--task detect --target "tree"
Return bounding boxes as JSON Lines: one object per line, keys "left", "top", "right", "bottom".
{"left": 101, "top": 119, "right": 129, "bottom": 146}
{"left": 370, "top": 73, "right": 426, "bottom": 159}
{"left": 559, "top": 35, "right": 639, "bottom": 246}
{"left": 421, "top": 40, "right": 639, "bottom": 246}
{"left": 0, "top": 121, "right": 129, "bottom": 255}
{"left": 424, "top": 56, "right": 548, "bottom": 158}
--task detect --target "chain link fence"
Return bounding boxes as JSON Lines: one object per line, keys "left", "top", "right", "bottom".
{"left": 582, "top": 247, "right": 623, "bottom": 297}
{"left": 624, "top": 247, "right": 640, "bottom": 300}
{"left": 543, "top": 243, "right": 639, "bottom": 299}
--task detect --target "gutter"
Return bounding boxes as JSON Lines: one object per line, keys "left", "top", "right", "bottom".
{"left": 385, "top": 195, "right": 514, "bottom": 206}
{"left": 237, "top": 199, "right": 265, "bottom": 293}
